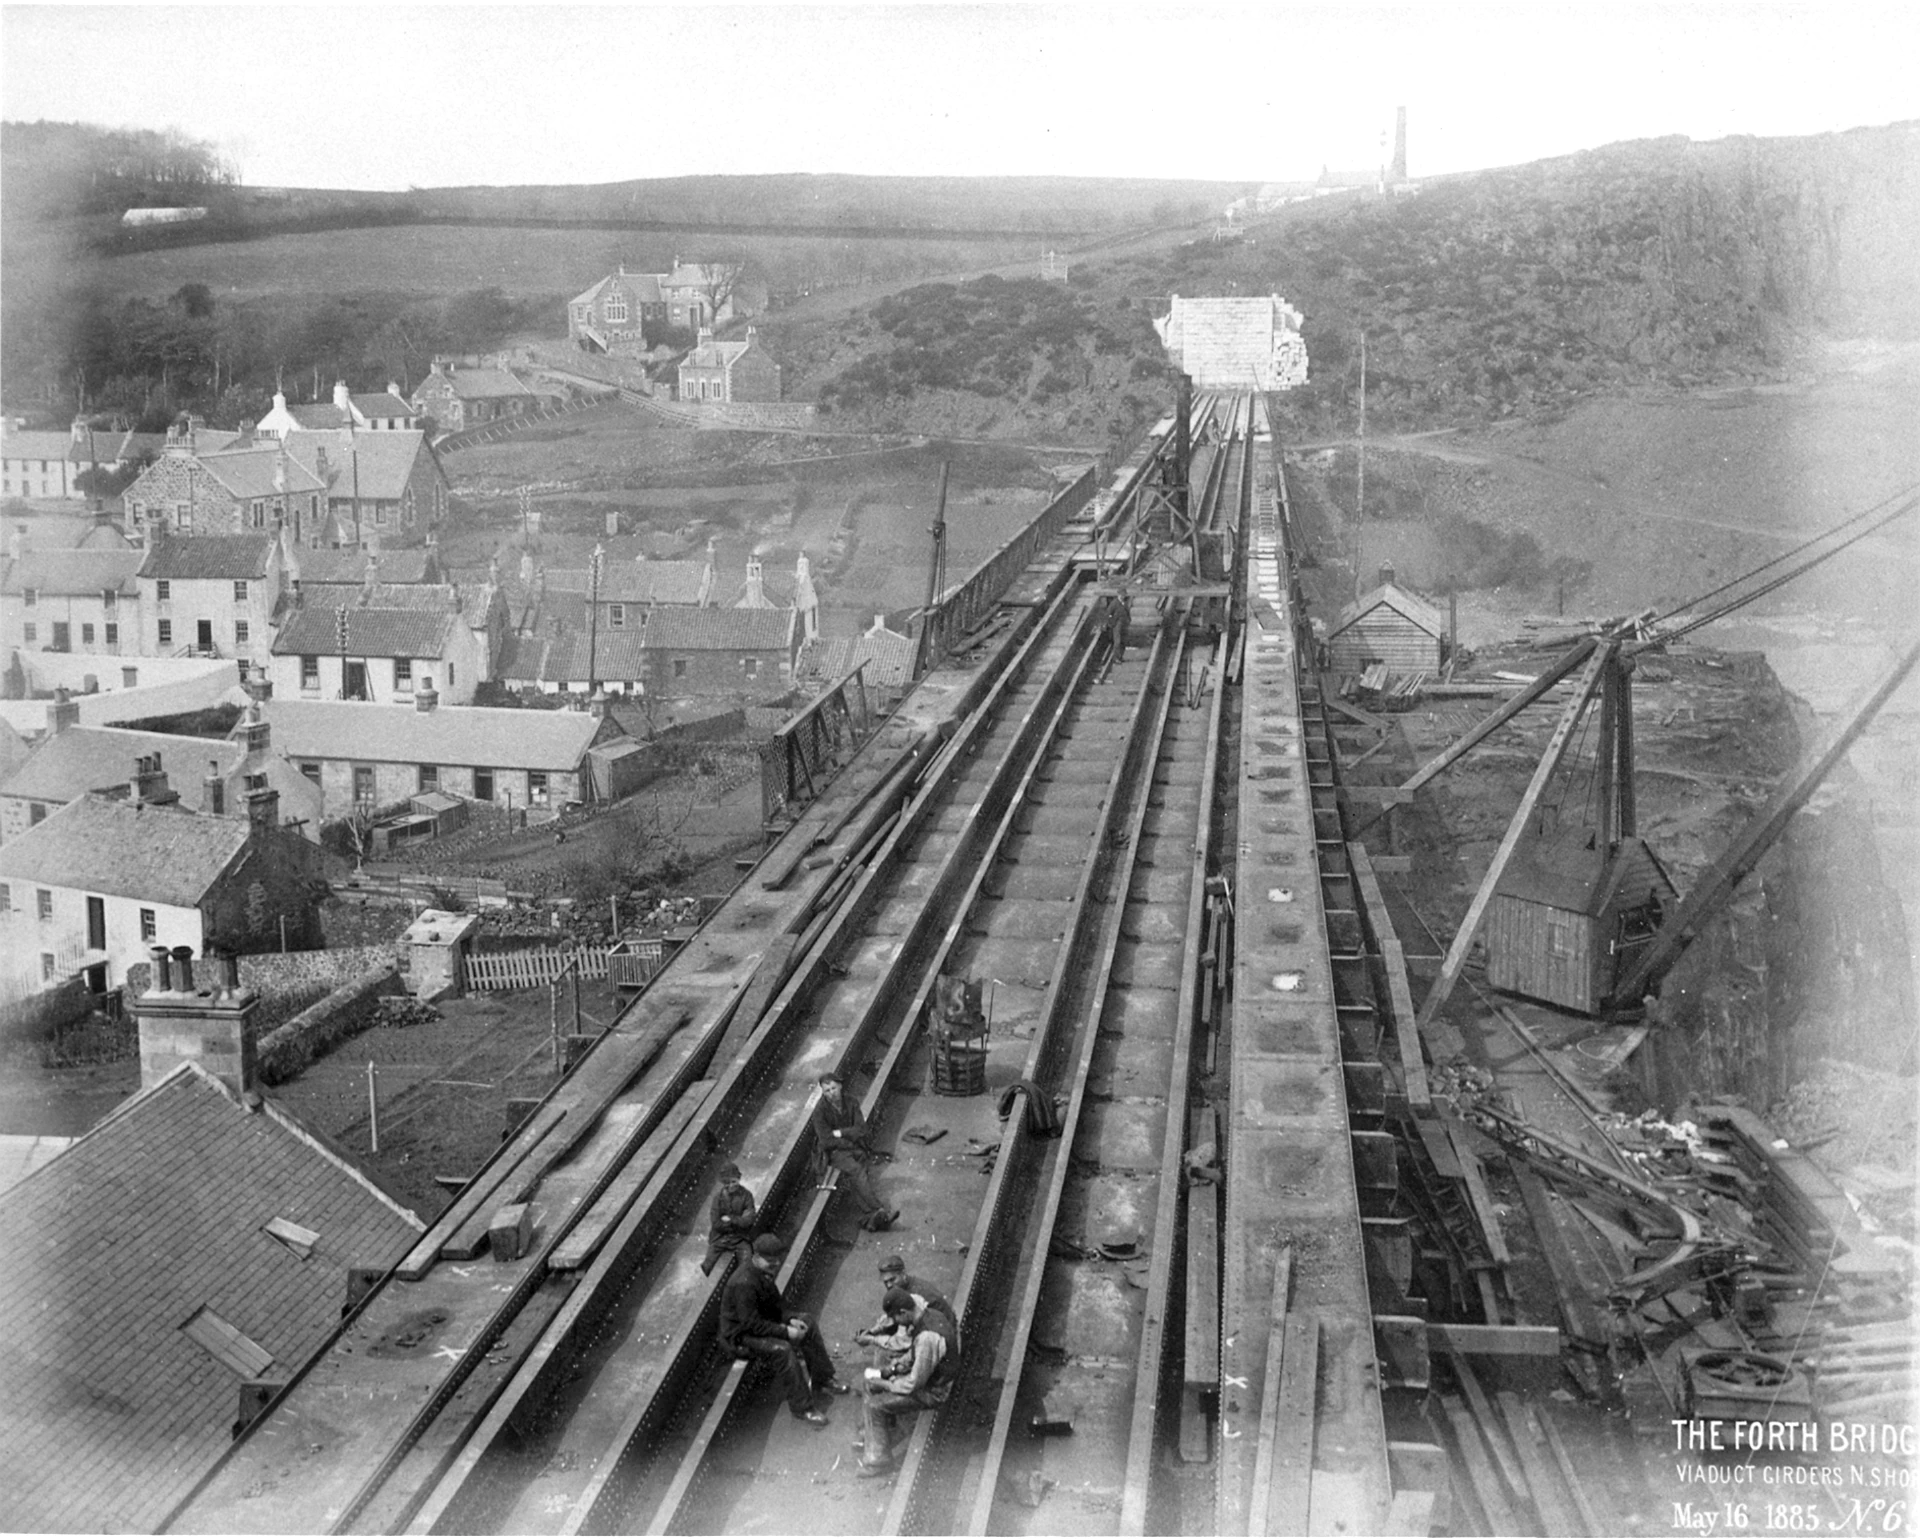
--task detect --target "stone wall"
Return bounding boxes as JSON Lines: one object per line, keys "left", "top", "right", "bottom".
{"left": 254, "top": 960, "right": 404, "bottom": 1086}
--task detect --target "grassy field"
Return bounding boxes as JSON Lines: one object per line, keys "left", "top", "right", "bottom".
{"left": 89, "top": 223, "right": 1054, "bottom": 306}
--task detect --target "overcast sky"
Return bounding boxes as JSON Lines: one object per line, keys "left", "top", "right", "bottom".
{"left": 2, "top": 2, "right": 1915, "bottom": 190}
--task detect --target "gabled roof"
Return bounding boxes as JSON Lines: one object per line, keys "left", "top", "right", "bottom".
{"left": 806, "top": 628, "right": 917, "bottom": 688}
{"left": 271, "top": 602, "right": 456, "bottom": 659}
{"left": 0, "top": 1064, "right": 421, "bottom": 1532}
{"left": 290, "top": 546, "right": 439, "bottom": 584}
{"left": 1495, "top": 831, "right": 1678, "bottom": 918}
{"left": 498, "top": 631, "right": 649, "bottom": 683}
{"left": 645, "top": 604, "right": 794, "bottom": 651}
{"left": 352, "top": 391, "right": 414, "bottom": 418}
{"left": 295, "top": 581, "right": 462, "bottom": 613}
{"left": 680, "top": 336, "right": 753, "bottom": 371}
{"left": 0, "top": 548, "right": 142, "bottom": 596}
{"left": 0, "top": 726, "right": 242, "bottom": 809}
{"left": 0, "top": 427, "right": 75, "bottom": 461}
{"left": 190, "top": 446, "right": 327, "bottom": 501}
{"left": 548, "top": 557, "right": 708, "bottom": 605}
{"left": 418, "top": 366, "right": 538, "bottom": 401}
{"left": 1331, "top": 581, "right": 1446, "bottom": 640}
{"left": 139, "top": 533, "right": 278, "bottom": 581}
{"left": 280, "top": 429, "right": 441, "bottom": 502}
{"left": 0, "top": 792, "right": 252, "bottom": 907}
{"left": 260, "top": 699, "right": 617, "bottom": 769}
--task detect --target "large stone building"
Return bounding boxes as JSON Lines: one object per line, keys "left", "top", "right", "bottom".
{"left": 254, "top": 381, "right": 420, "bottom": 438}
{"left": 568, "top": 259, "right": 742, "bottom": 354}
{"left": 409, "top": 359, "right": 548, "bottom": 435}
{"left": 137, "top": 532, "right": 287, "bottom": 663}
{"left": 123, "top": 428, "right": 326, "bottom": 540}
{"left": 1, "top": 547, "right": 143, "bottom": 655}
{"left": 268, "top": 581, "right": 505, "bottom": 705}
{"left": 1154, "top": 295, "right": 1309, "bottom": 392}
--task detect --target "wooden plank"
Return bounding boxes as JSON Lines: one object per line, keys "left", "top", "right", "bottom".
{"left": 1510, "top": 1164, "right": 1610, "bottom": 1351}
{"left": 1443, "top": 1115, "right": 1511, "bottom": 1268}
{"left": 1400, "top": 637, "right": 1598, "bottom": 794}
{"left": 1368, "top": 854, "right": 1414, "bottom": 874}
{"left": 1427, "top": 1322, "right": 1562, "bottom": 1358}
{"left": 1436, "top": 1394, "right": 1521, "bottom": 1538}
{"left": 548, "top": 1085, "right": 713, "bottom": 1271}
{"left": 1348, "top": 847, "right": 1430, "bottom": 1111}
{"left": 1337, "top": 785, "right": 1414, "bottom": 805}
{"left": 1325, "top": 696, "right": 1392, "bottom": 731}
{"left": 1450, "top": 1352, "right": 1530, "bottom": 1521}
{"left": 396, "top": 1101, "right": 568, "bottom": 1278}
{"left": 1537, "top": 1405, "right": 1603, "bottom": 1536}
{"left": 1498, "top": 1389, "right": 1581, "bottom": 1537}
{"left": 1417, "top": 644, "right": 1611, "bottom": 1030}
{"left": 1246, "top": 1247, "right": 1294, "bottom": 1522}
{"left": 1265, "top": 1310, "right": 1319, "bottom": 1536}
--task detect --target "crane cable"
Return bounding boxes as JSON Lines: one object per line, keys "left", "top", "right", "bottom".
{"left": 1642, "top": 486, "right": 1920, "bottom": 647}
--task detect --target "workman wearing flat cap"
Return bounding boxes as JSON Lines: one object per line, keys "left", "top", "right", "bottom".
{"left": 855, "top": 1255, "right": 955, "bottom": 1358}
{"left": 856, "top": 1287, "right": 958, "bottom": 1477}
{"left": 717, "top": 1232, "right": 848, "bottom": 1425}
{"left": 810, "top": 1071, "right": 898, "bottom": 1232}
{"left": 700, "top": 1160, "right": 757, "bottom": 1276}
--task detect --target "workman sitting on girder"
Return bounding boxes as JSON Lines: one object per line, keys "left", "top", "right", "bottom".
{"left": 811, "top": 1071, "right": 898, "bottom": 1232}
{"left": 855, "top": 1287, "right": 959, "bottom": 1478}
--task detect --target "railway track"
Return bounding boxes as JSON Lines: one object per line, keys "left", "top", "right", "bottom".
{"left": 166, "top": 393, "right": 1449, "bottom": 1537}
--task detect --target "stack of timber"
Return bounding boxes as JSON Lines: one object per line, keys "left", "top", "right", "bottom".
{"left": 1346, "top": 663, "right": 1430, "bottom": 711}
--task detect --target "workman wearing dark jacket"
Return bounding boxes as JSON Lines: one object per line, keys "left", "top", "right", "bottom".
{"left": 857, "top": 1287, "right": 959, "bottom": 1476}
{"left": 810, "top": 1071, "right": 897, "bottom": 1231}
{"left": 717, "top": 1232, "right": 848, "bottom": 1424}
{"left": 701, "top": 1160, "right": 757, "bottom": 1276}
{"left": 855, "top": 1254, "right": 955, "bottom": 1354}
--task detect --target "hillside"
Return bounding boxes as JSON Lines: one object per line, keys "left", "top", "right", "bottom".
{"left": 771, "top": 122, "right": 1920, "bottom": 444}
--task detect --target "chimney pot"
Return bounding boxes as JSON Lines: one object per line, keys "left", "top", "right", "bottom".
{"left": 171, "top": 946, "right": 195, "bottom": 993}
{"left": 150, "top": 944, "right": 172, "bottom": 992}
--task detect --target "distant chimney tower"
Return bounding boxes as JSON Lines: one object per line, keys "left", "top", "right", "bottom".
{"left": 1391, "top": 106, "right": 1407, "bottom": 183}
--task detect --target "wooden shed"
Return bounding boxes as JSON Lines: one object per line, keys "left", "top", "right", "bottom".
{"left": 1325, "top": 580, "right": 1445, "bottom": 676}
{"left": 1485, "top": 831, "right": 1678, "bottom": 1015}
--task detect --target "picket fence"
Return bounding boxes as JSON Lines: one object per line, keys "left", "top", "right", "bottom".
{"left": 465, "top": 947, "right": 609, "bottom": 991}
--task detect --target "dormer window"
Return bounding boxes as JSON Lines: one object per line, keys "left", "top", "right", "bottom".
{"left": 609, "top": 603, "right": 626, "bottom": 629}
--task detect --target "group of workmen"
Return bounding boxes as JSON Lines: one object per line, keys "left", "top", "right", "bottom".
{"left": 708, "top": 1070, "right": 957, "bottom": 1479}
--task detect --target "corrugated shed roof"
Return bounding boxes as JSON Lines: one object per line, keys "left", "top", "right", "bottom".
{"left": 1331, "top": 581, "right": 1446, "bottom": 640}
{"left": 259, "top": 699, "right": 616, "bottom": 769}
{"left": 280, "top": 429, "right": 440, "bottom": 502}
{"left": 1, "top": 548, "right": 142, "bottom": 595}
{"left": 0, "top": 1065, "right": 421, "bottom": 1532}
{"left": 1495, "top": 832, "right": 1677, "bottom": 918}
{"left": 0, "top": 793, "right": 250, "bottom": 906}
{"left": 271, "top": 603, "right": 456, "bottom": 659}
{"left": 139, "top": 533, "right": 278, "bottom": 581}
{"left": 645, "top": 605, "right": 794, "bottom": 651}
{"left": 0, "top": 727, "right": 242, "bottom": 808}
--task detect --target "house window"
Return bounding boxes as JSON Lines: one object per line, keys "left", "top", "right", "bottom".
{"left": 473, "top": 767, "right": 494, "bottom": 801}
{"left": 36, "top": 889, "right": 53, "bottom": 921}
{"left": 102, "top": 588, "right": 117, "bottom": 609}
{"left": 158, "top": 620, "right": 172, "bottom": 647}
{"left": 81, "top": 623, "right": 94, "bottom": 644}
{"left": 0, "top": 883, "right": 9, "bottom": 912}
{"left": 609, "top": 604, "right": 627, "bottom": 629}
{"left": 672, "top": 658, "right": 687, "bottom": 678}
{"left": 156, "top": 580, "right": 171, "bottom": 602}
{"left": 22, "top": 623, "right": 35, "bottom": 644}
{"left": 742, "top": 658, "right": 759, "bottom": 677}
{"left": 447, "top": 663, "right": 454, "bottom": 687}
{"left": 250, "top": 500, "right": 265, "bottom": 528}
{"left": 105, "top": 623, "right": 118, "bottom": 647}
{"left": 528, "top": 772, "right": 549, "bottom": 806}
{"left": 352, "top": 765, "right": 375, "bottom": 804}
{"left": 394, "top": 658, "right": 413, "bottom": 692}
{"left": 300, "top": 655, "right": 320, "bottom": 690}
{"left": 233, "top": 580, "right": 249, "bottom": 602}
{"left": 29, "top": 804, "right": 45, "bottom": 826}
{"left": 177, "top": 503, "right": 192, "bottom": 533}
{"left": 121, "top": 666, "right": 137, "bottom": 687}
{"left": 299, "top": 761, "right": 321, "bottom": 784}
{"left": 418, "top": 764, "right": 438, "bottom": 792}
{"left": 22, "top": 588, "right": 35, "bottom": 608}
{"left": 234, "top": 619, "right": 250, "bottom": 645}
{"left": 140, "top": 907, "right": 156, "bottom": 941}
{"left": 605, "top": 294, "right": 629, "bottom": 324}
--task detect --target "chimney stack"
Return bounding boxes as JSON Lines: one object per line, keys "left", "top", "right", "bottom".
{"left": 48, "top": 686, "right": 80, "bottom": 735}
{"left": 132, "top": 752, "right": 179, "bottom": 806}
{"left": 204, "top": 759, "right": 226, "bottom": 816}
{"left": 415, "top": 680, "right": 439, "bottom": 712}
{"left": 245, "top": 783, "right": 280, "bottom": 840}
{"left": 135, "top": 943, "right": 259, "bottom": 1096}
{"left": 1378, "top": 560, "right": 1397, "bottom": 589}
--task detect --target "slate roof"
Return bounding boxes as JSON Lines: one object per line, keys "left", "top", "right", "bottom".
{"left": 272, "top": 603, "right": 457, "bottom": 659}
{"left": 0, "top": 1064, "right": 422, "bottom": 1533}
{"left": 548, "top": 558, "right": 708, "bottom": 605}
{"left": 290, "top": 546, "right": 439, "bottom": 584}
{"left": 294, "top": 581, "right": 462, "bottom": 614}
{"left": 139, "top": 533, "right": 278, "bottom": 581}
{"left": 1332, "top": 581, "right": 1446, "bottom": 640}
{"left": 282, "top": 393, "right": 415, "bottom": 428}
{"left": 805, "top": 628, "right": 917, "bottom": 688}
{"left": 0, "top": 793, "right": 252, "bottom": 907}
{"left": 0, "top": 548, "right": 142, "bottom": 596}
{"left": 497, "top": 631, "right": 650, "bottom": 683}
{"left": 423, "top": 366, "right": 539, "bottom": 401}
{"left": 192, "top": 446, "right": 328, "bottom": 501}
{"left": 0, "top": 427, "right": 75, "bottom": 461}
{"left": 280, "top": 429, "right": 440, "bottom": 502}
{"left": 259, "top": 699, "right": 617, "bottom": 769}
{"left": 680, "top": 336, "right": 752, "bottom": 371}
{"left": 0, "top": 727, "right": 242, "bottom": 810}
{"left": 645, "top": 605, "right": 794, "bottom": 651}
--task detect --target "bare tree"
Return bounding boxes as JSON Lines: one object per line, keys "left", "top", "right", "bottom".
{"left": 698, "top": 260, "right": 747, "bottom": 326}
